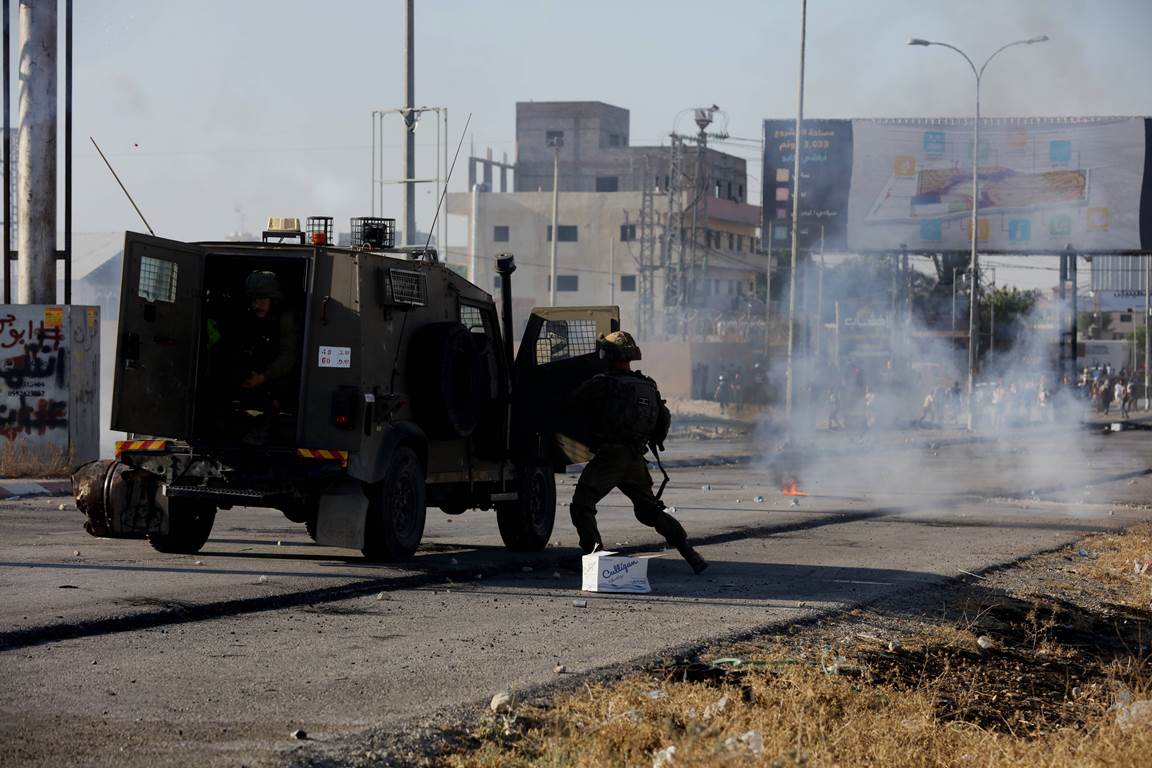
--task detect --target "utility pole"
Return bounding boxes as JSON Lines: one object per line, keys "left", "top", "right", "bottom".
{"left": 763, "top": 221, "right": 773, "bottom": 358}
{"left": 608, "top": 237, "right": 615, "bottom": 305}
{"left": 548, "top": 134, "right": 562, "bottom": 306}
{"left": 17, "top": 0, "right": 56, "bottom": 304}
{"left": 785, "top": 0, "right": 807, "bottom": 420}
{"left": 1145, "top": 254, "right": 1150, "bottom": 410}
{"left": 401, "top": 0, "right": 416, "bottom": 246}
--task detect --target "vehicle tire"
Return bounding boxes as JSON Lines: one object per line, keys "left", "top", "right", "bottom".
{"left": 408, "top": 322, "right": 487, "bottom": 439}
{"left": 496, "top": 465, "right": 555, "bottom": 551}
{"left": 148, "top": 498, "right": 216, "bottom": 554}
{"left": 361, "top": 446, "right": 427, "bottom": 562}
{"left": 439, "top": 504, "right": 469, "bottom": 516}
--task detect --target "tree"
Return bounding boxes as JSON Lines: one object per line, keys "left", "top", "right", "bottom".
{"left": 984, "top": 286, "right": 1041, "bottom": 353}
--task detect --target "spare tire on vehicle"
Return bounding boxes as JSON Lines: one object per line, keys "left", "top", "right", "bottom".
{"left": 408, "top": 322, "right": 488, "bottom": 439}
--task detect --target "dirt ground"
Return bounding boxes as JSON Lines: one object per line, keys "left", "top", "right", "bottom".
{"left": 298, "top": 525, "right": 1152, "bottom": 768}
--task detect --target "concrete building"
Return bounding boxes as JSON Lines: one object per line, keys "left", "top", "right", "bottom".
{"left": 449, "top": 101, "right": 766, "bottom": 353}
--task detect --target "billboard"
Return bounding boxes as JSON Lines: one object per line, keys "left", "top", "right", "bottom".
{"left": 763, "top": 117, "right": 1152, "bottom": 253}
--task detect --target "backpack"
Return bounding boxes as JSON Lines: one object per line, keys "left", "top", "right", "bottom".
{"left": 603, "top": 373, "right": 662, "bottom": 443}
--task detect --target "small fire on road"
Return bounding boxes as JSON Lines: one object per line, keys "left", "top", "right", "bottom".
{"left": 781, "top": 480, "right": 808, "bottom": 497}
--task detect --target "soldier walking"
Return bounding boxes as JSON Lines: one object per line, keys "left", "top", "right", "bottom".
{"left": 567, "top": 331, "right": 708, "bottom": 574}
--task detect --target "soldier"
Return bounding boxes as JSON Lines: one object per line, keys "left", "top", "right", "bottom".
{"left": 568, "top": 331, "right": 708, "bottom": 574}
{"left": 234, "top": 270, "right": 298, "bottom": 443}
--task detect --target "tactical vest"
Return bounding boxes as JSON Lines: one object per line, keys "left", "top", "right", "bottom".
{"left": 603, "top": 373, "right": 661, "bottom": 443}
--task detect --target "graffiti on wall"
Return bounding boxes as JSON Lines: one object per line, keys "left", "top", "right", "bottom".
{"left": 0, "top": 309, "right": 70, "bottom": 443}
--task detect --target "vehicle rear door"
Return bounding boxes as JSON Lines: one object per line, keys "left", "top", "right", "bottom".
{"left": 111, "top": 232, "right": 206, "bottom": 438}
{"left": 512, "top": 306, "right": 619, "bottom": 466}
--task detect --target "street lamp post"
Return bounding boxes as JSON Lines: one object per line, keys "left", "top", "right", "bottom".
{"left": 909, "top": 34, "right": 1048, "bottom": 430}
{"left": 547, "top": 134, "right": 564, "bottom": 306}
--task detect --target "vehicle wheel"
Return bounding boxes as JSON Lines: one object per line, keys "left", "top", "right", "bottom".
{"left": 439, "top": 504, "right": 469, "bottom": 516}
{"left": 148, "top": 499, "right": 216, "bottom": 554}
{"left": 362, "top": 446, "right": 427, "bottom": 562}
{"left": 496, "top": 465, "right": 555, "bottom": 551}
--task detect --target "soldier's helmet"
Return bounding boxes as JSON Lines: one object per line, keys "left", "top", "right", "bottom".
{"left": 245, "top": 270, "right": 282, "bottom": 300}
{"left": 597, "top": 330, "right": 642, "bottom": 362}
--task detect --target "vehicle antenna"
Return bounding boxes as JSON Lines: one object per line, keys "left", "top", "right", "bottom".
{"left": 422, "top": 112, "right": 472, "bottom": 259}
{"left": 90, "top": 136, "right": 155, "bottom": 236}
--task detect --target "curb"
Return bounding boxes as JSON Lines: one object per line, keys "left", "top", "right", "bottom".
{"left": 0, "top": 480, "right": 72, "bottom": 500}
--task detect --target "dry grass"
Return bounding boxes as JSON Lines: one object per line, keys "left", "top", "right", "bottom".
{"left": 435, "top": 526, "right": 1152, "bottom": 768}
{"left": 0, "top": 440, "right": 74, "bottom": 478}
{"left": 1081, "top": 522, "right": 1152, "bottom": 609}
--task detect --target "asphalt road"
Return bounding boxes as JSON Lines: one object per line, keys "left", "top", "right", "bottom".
{"left": 1, "top": 425, "right": 1150, "bottom": 767}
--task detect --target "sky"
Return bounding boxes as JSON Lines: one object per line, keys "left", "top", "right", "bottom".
{"left": 62, "top": 0, "right": 1152, "bottom": 288}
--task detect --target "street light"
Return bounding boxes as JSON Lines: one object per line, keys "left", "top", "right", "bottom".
{"left": 909, "top": 34, "right": 1048, "bottom": 430}
{"left": 547, "top": 133, "right": 564, "bottom": 306}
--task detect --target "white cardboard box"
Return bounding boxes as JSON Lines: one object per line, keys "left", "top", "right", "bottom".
{"left": 581, "top": 550, "right": 660, "bottom": 593}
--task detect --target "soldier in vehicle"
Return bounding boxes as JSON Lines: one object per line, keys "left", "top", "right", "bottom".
{"left": 234, "top": 270, "right": 298, "bottom": 443}
{"left": 567, "top": 331, "right": 708, "bottom": 574}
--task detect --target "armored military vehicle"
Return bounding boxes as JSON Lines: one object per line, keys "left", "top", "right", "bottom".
{"left": 73, "top": 217, "right": 618, "bottom": 561}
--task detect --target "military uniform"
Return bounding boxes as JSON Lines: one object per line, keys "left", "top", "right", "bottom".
{"left": 567, "top": 332, "right": 707, "bottom": 573}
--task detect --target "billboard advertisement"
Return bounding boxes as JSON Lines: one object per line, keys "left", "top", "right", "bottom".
{"left": 763, "top": 117, "right": 1152, "bottom": 253}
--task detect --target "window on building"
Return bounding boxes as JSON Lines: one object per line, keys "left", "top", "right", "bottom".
{"left": 620, "top": 274, "right": 637, "bottom": 292}
{"left": 556, "top": 275, "right": 579, "bottom": 292}
{"left": 545, "top": 129, "right": 565, "bottom": 147}
{"left": 714, "top": 180, "right": 722, "bottom": 198}
{"left": 620, "top": 223, "right": 636, "bottom": 241}
{"left": 727, "top": 181, "right": 733, "bottom": 199}
{"left": 1121, "top": 313, "right": 1133, "bottom": 323}
{"left": 546, "top": 225, "right": 579, "bottom": 242}
{"left": 728, "top": 233, "right": 735, "bottom": 250}
{"left": 608, "top": 133, "right": 622, "bottom": 147}
{"left": 738, "top": 184, "right": 744, "bottom": 200}
{"left": 595, "top": 175, "right": 619, "bottom": 192}
{"left": 737, "top": 235, "right": 744, "bottom": 252}
{"left": 493, "top": 225, "right": 509, "bottom": 242}
{"left": 776, "top": 207, "right": 788, "bottom": 219}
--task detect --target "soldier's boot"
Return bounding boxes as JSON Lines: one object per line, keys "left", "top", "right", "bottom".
{"left": 676, "top": 542, "right": 708, "bottom": 575}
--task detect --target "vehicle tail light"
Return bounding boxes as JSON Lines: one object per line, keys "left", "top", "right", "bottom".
{"left": 331, "top": 387, "right": 357, "bottom": 429}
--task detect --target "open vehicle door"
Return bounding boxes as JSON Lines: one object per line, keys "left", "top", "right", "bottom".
{"left": 512, "top": 306, "right": 619, "bottom": 469}
{"left": 111, "top": 233, "right": 206, "bottom": 439}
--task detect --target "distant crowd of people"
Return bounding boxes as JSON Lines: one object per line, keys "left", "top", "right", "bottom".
{"left": 1080, "top": 363, "right": 1138, "bottom": 418}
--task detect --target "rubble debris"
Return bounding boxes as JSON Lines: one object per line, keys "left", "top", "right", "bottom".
{"left": 291, "top": 729, "right": 308, "bottom": 740}
{"left": 1116, "top": 699, "right": 1152, "bottom": 731}
{"left": 489, "top": 691, "right": 513, "bottom": 713}
{"left": 723, "top": 730, "right": 764, "bottom": 757}
{"left": 702, "top": 694, "right": 730, "bottom": 719}
{"left": 572, "top": 599, "right": 587, "bottom": 608}
{"left": 554, "top": 663, "right": 567, "bottom": 674}
{"left": 652, "top": 745, "right": 677, "bottom": 768}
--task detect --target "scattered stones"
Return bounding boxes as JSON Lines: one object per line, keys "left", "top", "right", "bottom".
{"left": 58, "top": 503, "right": 67, "bottom": 511}
{"left": 291, "top": 729, "right": 308, "bottom": 740}
{"left": 194, "top": 560, "right": 203, "bottom": 566}
{"left": 489, "top": 691, "right": 513, "bottom": 713}
{"left": 553, "top": 663, "right": 567, "bottom": 674}
{"left": 1116, "top": 699, "right": 1152, "bottom": 731}
{"left": 652, "top": 745, "right": 677, "bottom": 767}
{"left": 376, "top": 592, "right": 387, "bottom": 601}
{"left": 72, "top": 550, "right": 80, "bottom": 557}
{"left": 976, "top": 635, "right": 997, "bottom": 651}
{"left": 702, "top": 694, "right": 729, "bottom": 719}
{"left": 887, "top": 639, "right": 902, "bottom": 652}
{"left": 723, "top": 730, "right": 764, "bottom": 757}
{"left": 257, "top": 575, "right": 268, "bottom": 584}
